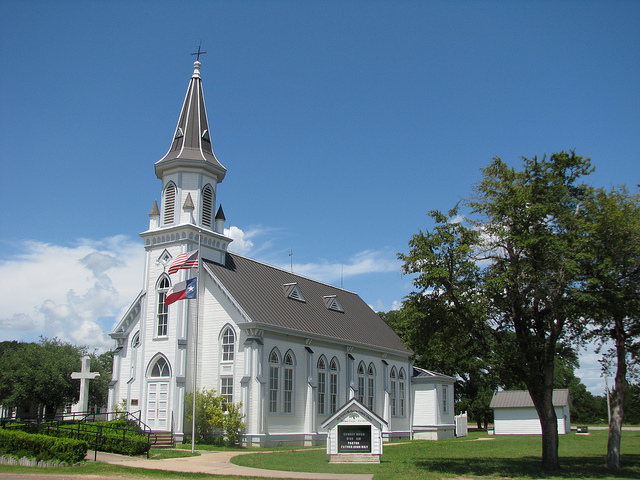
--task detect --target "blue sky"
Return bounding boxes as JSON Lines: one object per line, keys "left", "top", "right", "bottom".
{"left": 1, "top": 1, "right": 638, "bottom": 395}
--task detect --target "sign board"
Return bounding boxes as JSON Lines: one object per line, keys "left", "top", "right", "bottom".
{"left": 338, "top": 425, "right": 371, "bottom": 453}
{"left": 321, "top": 398, "right": 386, "bottom": 464}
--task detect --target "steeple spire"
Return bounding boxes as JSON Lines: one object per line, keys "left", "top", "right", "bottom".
{"left": 155, "top": 60, "right": 226, "bottom": 182}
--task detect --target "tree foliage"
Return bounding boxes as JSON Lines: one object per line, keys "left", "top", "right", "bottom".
{"left": 0, "top": 339, "right": 84, "bottom": 417}
{"left": 399, "top": 152, "right": 594, "bottom": 471}
{"left": 0, "top": 338, "right": 112, "bottom": 418}
{"left": 579, "top": 186, "right": 640, "bottom": 468}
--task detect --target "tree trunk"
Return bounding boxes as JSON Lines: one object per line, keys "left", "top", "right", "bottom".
{"left": 537, "top": 395, "right": 560, "bottom": 471}
{"left": 606, "top": 316, "right": 628, "bottom": 469}
{"left": 528, "top": 365, "right": 560, "bottom": 472}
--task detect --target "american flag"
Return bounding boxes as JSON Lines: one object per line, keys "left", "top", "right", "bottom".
{"left": 168, "top": 250, "right": 199, "bottom": 274}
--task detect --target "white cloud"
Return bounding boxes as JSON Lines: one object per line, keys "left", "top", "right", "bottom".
{"left": 0, "top": 237, "right": 143, "bottom": 350}
{"left": 291, "top": 248, "right": 400, "bottom": 284}
{"left": 225, "top": 225, "right": 254, "bottom": 255}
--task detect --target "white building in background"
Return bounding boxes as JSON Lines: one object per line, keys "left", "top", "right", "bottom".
{"left": 107, "top": 59, "right": 454, "bottom": 446}
{"left": 490, "top": 389, "right": 571, "bottom": 435}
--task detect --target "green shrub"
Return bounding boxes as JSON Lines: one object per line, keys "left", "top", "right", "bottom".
{"left": 6, "top": 419, "right": 150, "bottom": 456}
{"left": 0, "top": 428, "right": 87, "bottom": 464}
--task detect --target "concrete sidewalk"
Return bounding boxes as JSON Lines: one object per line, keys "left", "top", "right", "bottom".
{"left": 86, "top": 450, "right": 373, "bottom": 480}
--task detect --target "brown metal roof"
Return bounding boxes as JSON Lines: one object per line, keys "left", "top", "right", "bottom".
{"left": 204, "top": 253, "right": 412, "bottom": 355}
{"left": 489, "top": 389, "right": 570, "bottom": 409}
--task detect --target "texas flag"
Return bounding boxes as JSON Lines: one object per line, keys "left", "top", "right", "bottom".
{"left": 166, "top": 277, "right": 197, "bottom": 306}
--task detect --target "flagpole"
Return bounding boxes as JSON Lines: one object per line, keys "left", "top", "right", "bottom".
{"left": 191, "top": 233, "right": 201, "bottom": 454}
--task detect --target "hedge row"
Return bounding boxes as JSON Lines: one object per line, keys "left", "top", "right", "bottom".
{"left": 6, "top": 420, "right": 150, "bottom": 457}
{"left": 42, "top": 422, "right": 150, "bottom": 456}
{"left": 0, "top": 428, "right": 87, "bottom": 464}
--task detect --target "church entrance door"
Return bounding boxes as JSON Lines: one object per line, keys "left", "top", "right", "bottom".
{"left": 147, "top": 381, "right": 170, "bottom": 430}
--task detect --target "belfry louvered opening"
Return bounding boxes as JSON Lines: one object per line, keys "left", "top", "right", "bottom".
{"left": 202, "top": 184, "right": 214, "bottom": 227}
{"left": 163, "top": 182, "right": 176, "bottom": 225}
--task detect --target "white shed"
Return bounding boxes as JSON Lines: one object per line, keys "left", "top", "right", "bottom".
{"left": 411, "top": 368, "right": 456, "bottom": 440}
{"left": 490, "top": 389, "right": 571, "bottom": 435}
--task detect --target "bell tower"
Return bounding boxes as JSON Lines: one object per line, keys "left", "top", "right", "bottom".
{"left": 141, "top": 60, "right": 232, "bottom": 265}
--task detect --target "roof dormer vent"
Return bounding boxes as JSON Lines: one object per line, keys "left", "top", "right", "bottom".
{"left": 323, "top": 295, "right": 344, "bottom": 312}
{"left": 283, "top": 283, "right": 305, "bottom": 302}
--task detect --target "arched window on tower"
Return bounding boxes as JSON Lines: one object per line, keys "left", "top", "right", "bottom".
{"left": 156, "top": 276, "right": 170, "bottom": 337}
{"left": 221, "top": 326, "right": 235, "bottom": 362}
{"left": 163, "top": 182, "right": 176, "bottom": 225}
{"left": 201, "top": 184, "right": 214, "bottom": 228}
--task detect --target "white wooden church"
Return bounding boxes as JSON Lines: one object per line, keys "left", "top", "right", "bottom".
{"left": 108, "top": 60, "right": 455, "bottom": 446}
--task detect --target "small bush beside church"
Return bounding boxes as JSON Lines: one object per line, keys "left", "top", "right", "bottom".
{"left": 184, "top": 389, "right": 244, "bottom": 446}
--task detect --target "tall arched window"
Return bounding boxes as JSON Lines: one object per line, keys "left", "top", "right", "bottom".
{"left": 317, "top": 356, "right": 327, "bottom": 415}
{"left": 357, "top": 362, "right": 366, "bottom": 404}
{"left": 156, "top": 276, "right": 170, "bottom": 337}
{"left": 163, "top": 182, "right": 176, "bottom": 225}
{"left": 367, "top": 363, "right": 376, "bottom": 411}
{"left": 390, "top": 367, "right": 398, "bottom": 416}
{"left": 399, "top": 368, "right": 406, "bottom": 416}
{"left": 283, "top": 351, "right": 295, "bottom": 414}
{"left": 268, "top": 349, "right": 280, "bottom": 413}
{"left": 201, "top": 184, "right": 214, "bottom": 228}
{"left": 330, "top": 357, "right": 339, "bottom": 414}
{"left": 221, "top": 326, "right": 235, "bottom": 362}
{"left": 130, "top": 332, "right": 140, "bottom": 380}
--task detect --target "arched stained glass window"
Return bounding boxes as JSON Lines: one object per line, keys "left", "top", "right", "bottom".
{"left": 330, "top": 357, "right": 339, "bottom": 414}
{"left": 269, "top": 349, "right": 280, "bottom": 413}
{"left": 317, "top": 356, "right": 327, "bottom": 415}
{"left": 150, "top": 357, "right": 170, "bottom": 377}
{"left": 283, "top": 351, "right": 295, "bottom": 413}
{"left": 357, "top": 362, "right": 366, "bottom": 404}
{"left": 390, "top": 367, "right": 398, "bottom": 416}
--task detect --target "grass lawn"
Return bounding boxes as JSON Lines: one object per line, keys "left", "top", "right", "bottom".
{"left": 232, "top": 430, "right": 640, "bottom": 479}
{"left": 1, "top": 430, "right": 637, "bottom": 479}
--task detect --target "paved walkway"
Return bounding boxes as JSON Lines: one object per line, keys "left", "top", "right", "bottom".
{"left": 86, "top": 450, "right": 373, "bottom": 480}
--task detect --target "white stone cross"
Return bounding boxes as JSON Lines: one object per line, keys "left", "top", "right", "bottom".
{"left": 71, "top": 356, "right": 100, "bottom": 413}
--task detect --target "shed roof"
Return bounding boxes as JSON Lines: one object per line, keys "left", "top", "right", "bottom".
{"left": 489, "top": 389, "right": 570, "bottom": 409}
{"left": 204, "top": 253, "right": 411, "bottom": 355}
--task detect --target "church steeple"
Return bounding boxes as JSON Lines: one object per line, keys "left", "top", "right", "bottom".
{"left": 155, "top": 61, "right": 226, "bottom": 182}
{"left": 141, "top": 59, "right": 232, "bottom": 266}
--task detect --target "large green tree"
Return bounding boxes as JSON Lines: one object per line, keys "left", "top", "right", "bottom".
{"left": 580, "top": 186, "right": 640, "bottom": 468}
{"left": 469, "top": 152, "right": 592, "bottom": 471}
{"left": 0, "top": 338, "right": 86, "bottom": 417}
{"left": 400, "top": 152, "right": 593, "bottom": 471}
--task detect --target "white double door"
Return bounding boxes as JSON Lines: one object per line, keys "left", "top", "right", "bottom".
{"left": 146, "top": 381, "right": 170, "bottom": 430}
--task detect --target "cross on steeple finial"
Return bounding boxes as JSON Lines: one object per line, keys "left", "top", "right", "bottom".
{"left": 191, "top": 41, "right": 207, "bottom": 61}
